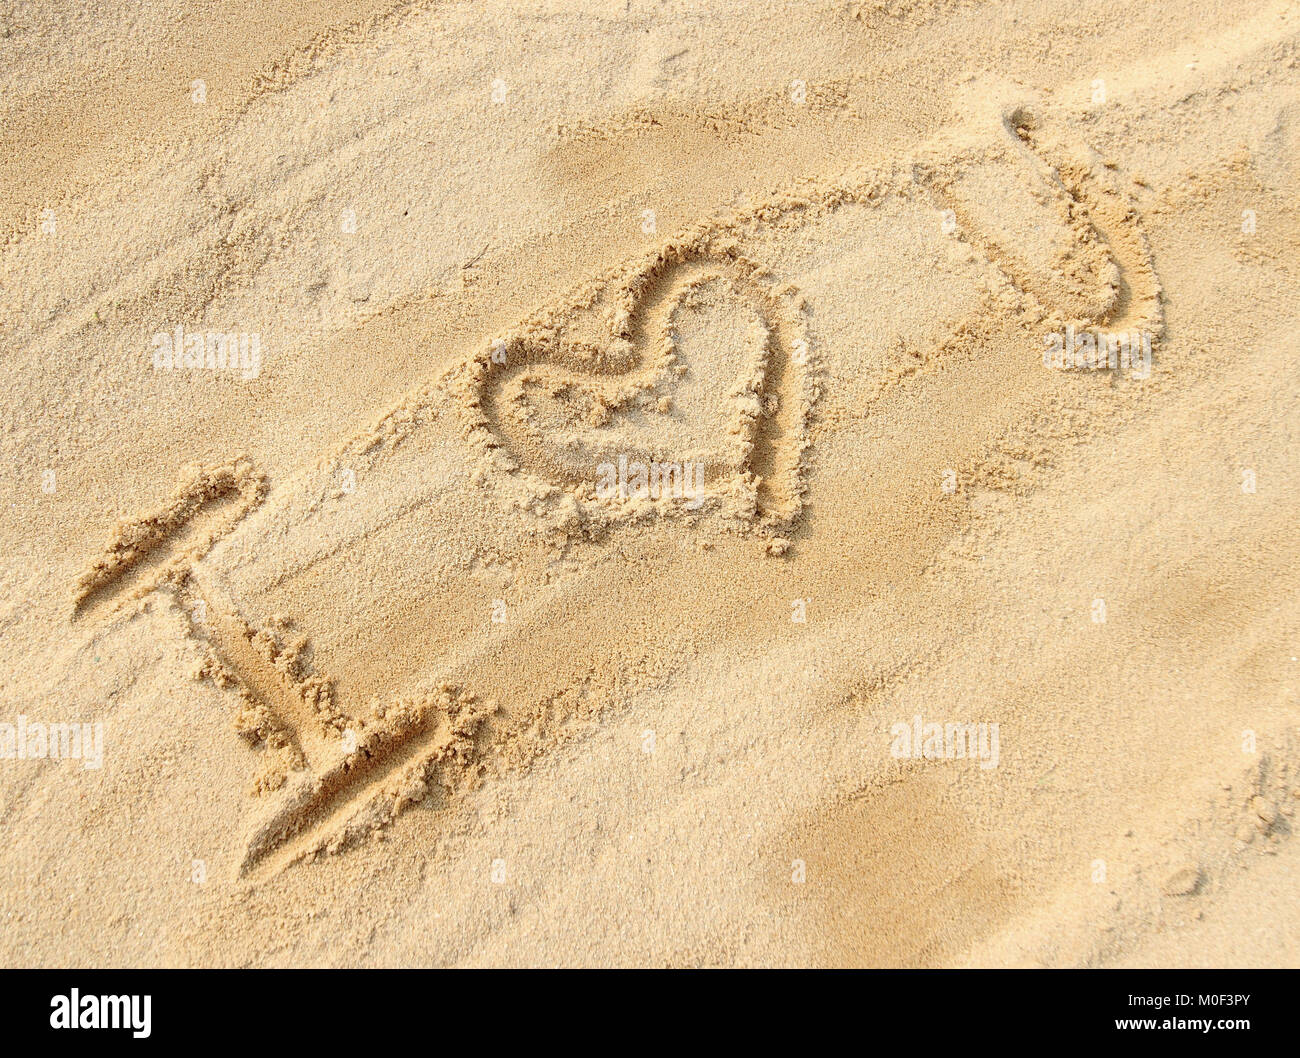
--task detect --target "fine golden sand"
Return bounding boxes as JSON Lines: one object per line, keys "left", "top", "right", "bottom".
{"left": 2, "top": 0, "right": 1298, "bottom": 966}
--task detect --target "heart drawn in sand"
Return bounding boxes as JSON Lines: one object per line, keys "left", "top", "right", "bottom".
{"left": 458, "top": 239, "right": 820, "bottom": 529}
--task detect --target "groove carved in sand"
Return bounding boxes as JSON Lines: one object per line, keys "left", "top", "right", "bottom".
{"left": 72, "top": 457, "right": 267, "bottom": 619}
{"left": 187, "top": 576, "right": 493, "bottom": 879}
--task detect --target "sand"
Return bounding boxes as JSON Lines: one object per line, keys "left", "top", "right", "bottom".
{"left": 1, "top": 0, "right": 1298, "bottom": 966}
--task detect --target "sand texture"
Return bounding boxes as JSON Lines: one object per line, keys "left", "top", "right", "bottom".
{"left": 2, "top": 0, "right": 1299, "bottom": 966}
